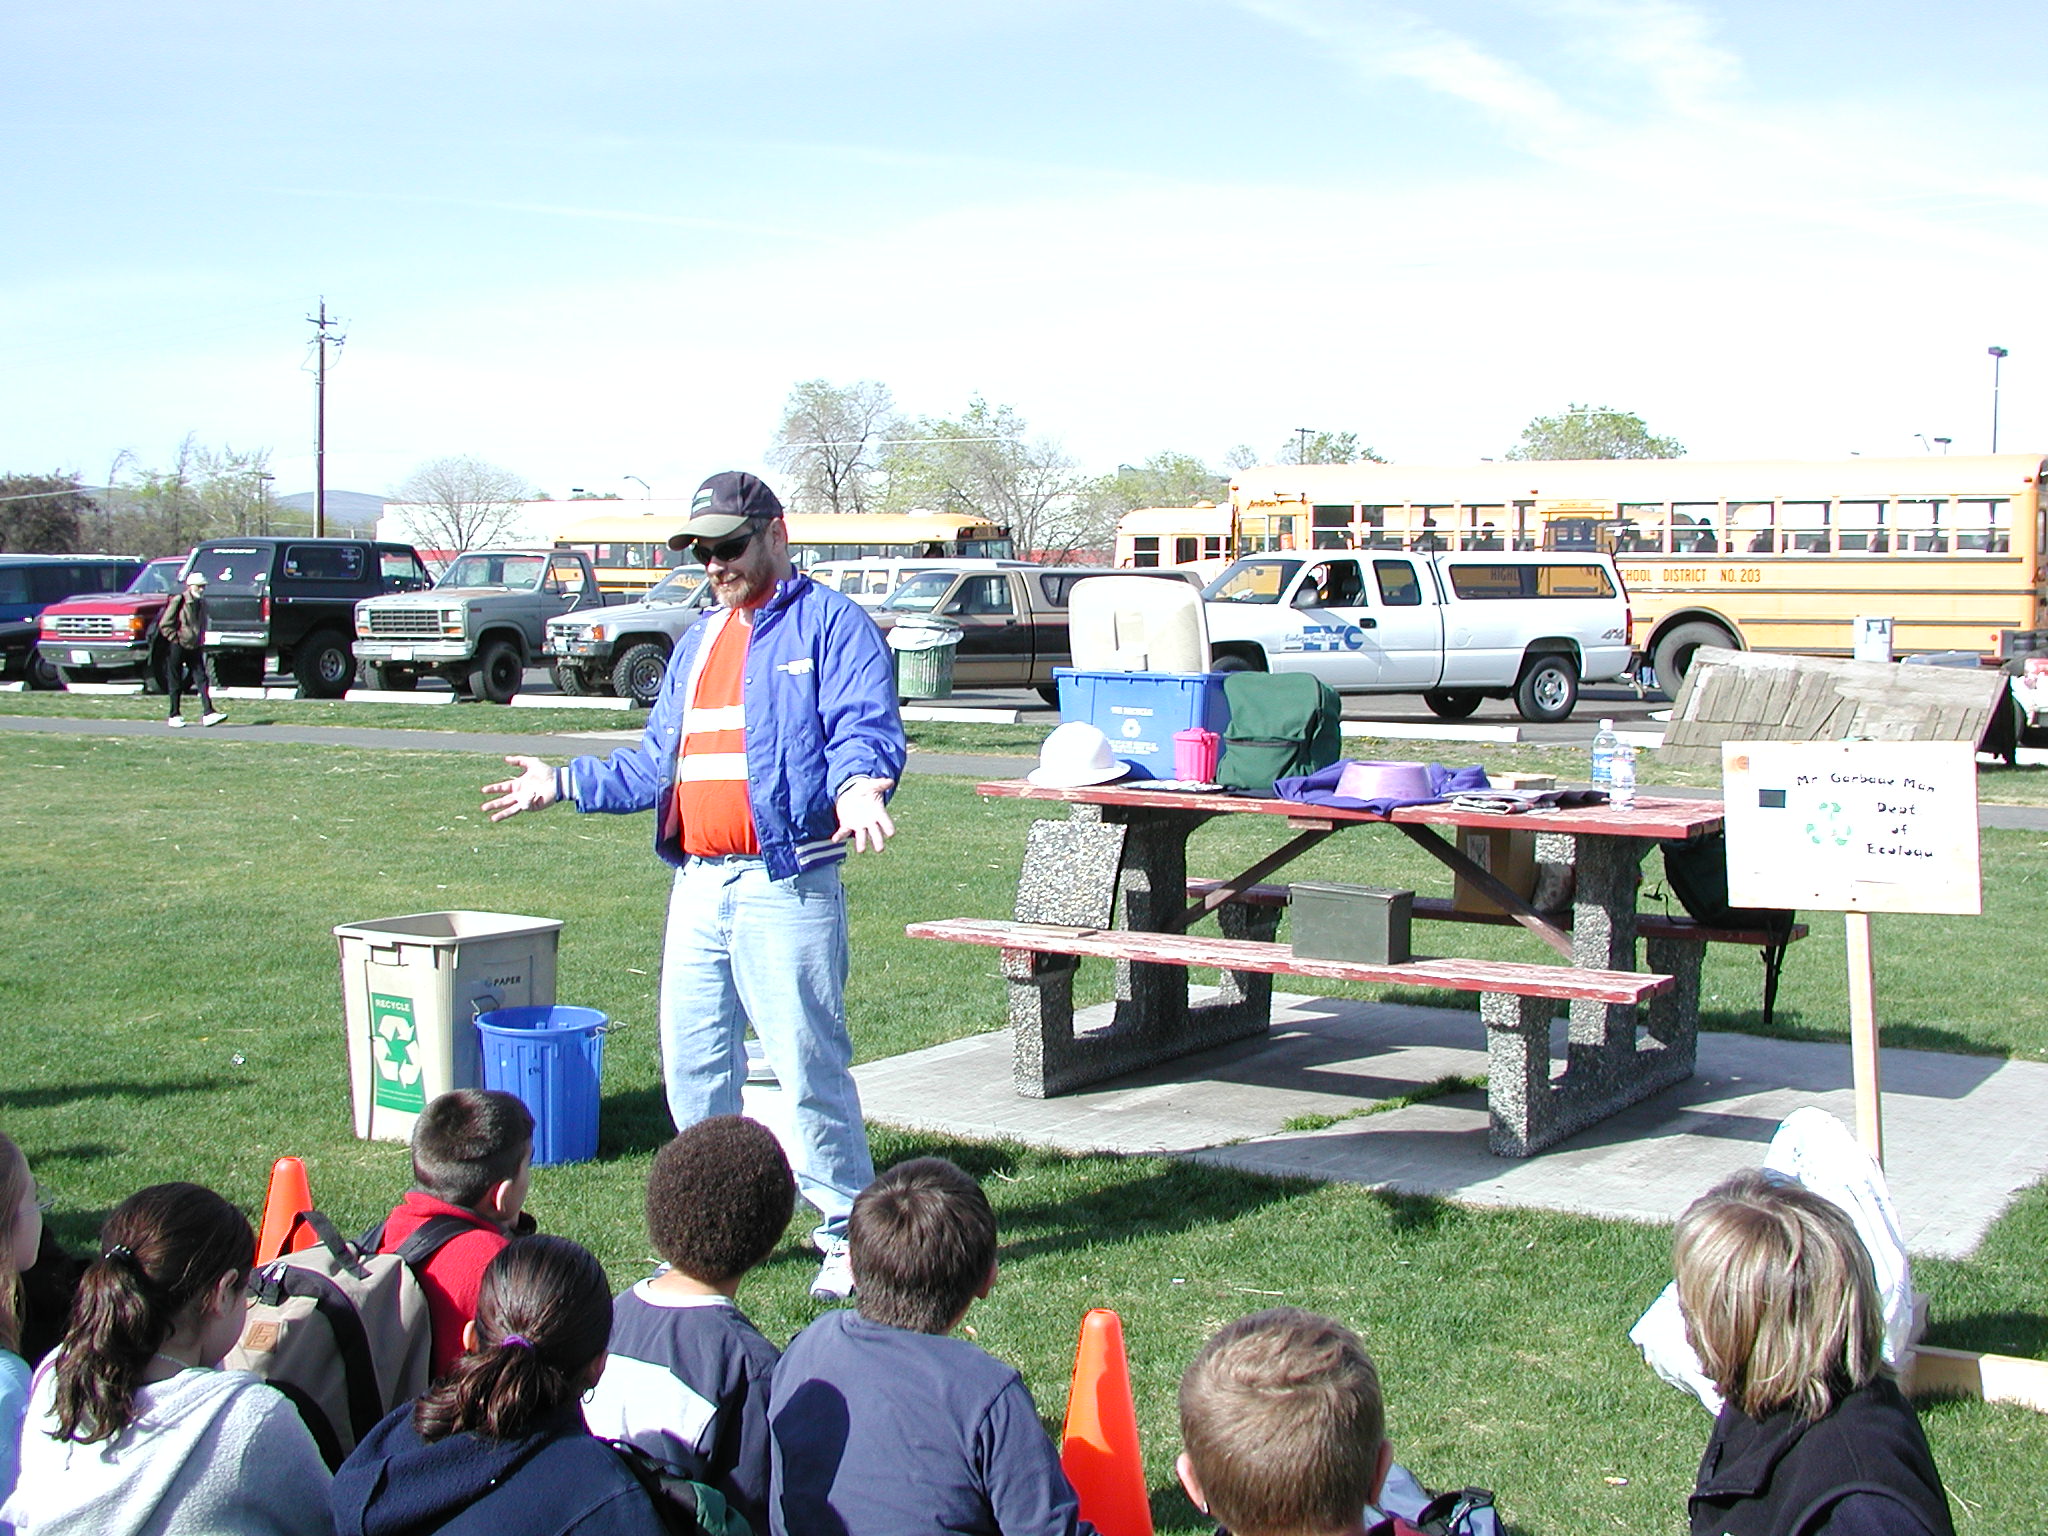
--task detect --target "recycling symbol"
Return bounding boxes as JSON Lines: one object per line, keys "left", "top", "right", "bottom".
{"left": 1804, "top": 800, "right": 1850, "bottom": 848}
{"left": 376, "top": 1009, "right": 421, "bottom": 1086}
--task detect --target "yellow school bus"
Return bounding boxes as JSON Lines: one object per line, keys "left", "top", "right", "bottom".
{"left": 1122, "top": 457, "right": 2047, "bottom": 685}
{"left": 551, "top": 508, "right": 1015, "bottom": 593}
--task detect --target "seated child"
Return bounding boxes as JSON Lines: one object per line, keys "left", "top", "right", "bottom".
{"left": 1177, "top": 1308, "right": 1397, "bottom": 1536}
{"left": 768, "top": 1156, "right": 1091, "bottom": 1536}
{"left": 583, "top": 1115, "right": 795, "bottom": 1533}
{"left": 332, "top": 1235, "right": 671, "bottom": 1536}
{"left": 4, "top": 1181, "right": 329, "bottom": 1535}
{"left": 379, "top": 1087, "right": 536, "bottom": 1379}
{"left": 0, "top": 1132, "right": 42, "bottom": 1517}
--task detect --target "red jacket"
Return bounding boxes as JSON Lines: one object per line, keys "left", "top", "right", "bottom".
{"left": 379, "top": 1191, "right": 519, "bottom": 1380}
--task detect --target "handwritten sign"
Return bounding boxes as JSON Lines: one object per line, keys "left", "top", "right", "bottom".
{"left": 1722, "top": 740, "right": 1981, "bottom": 914}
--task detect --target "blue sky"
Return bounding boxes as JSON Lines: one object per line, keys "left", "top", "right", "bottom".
{"left": 4, "top": 1, "right": 2043, "bottom": 500}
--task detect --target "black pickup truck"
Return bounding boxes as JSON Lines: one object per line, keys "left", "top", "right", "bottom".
{"left": 186, "top": 537, "right": 434, "bottom": 697}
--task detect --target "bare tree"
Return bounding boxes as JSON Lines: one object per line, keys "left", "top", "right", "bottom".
{"left": 391, "top": 456, "right": 535, "bottom": 555}
{"left": 768, "top": 379, "right": 898, "bottom": 514}
{"left": 880, "top": 397, "right": 1088, "bottom": 559}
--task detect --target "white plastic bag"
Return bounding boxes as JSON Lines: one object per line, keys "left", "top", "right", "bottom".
{"left": 1629, "top": 1106, "right": 1918, "bottom": 1414}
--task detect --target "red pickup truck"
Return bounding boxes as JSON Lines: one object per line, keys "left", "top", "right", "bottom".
{"left": 35, "top": 557, "right": 188, "bottom": 689}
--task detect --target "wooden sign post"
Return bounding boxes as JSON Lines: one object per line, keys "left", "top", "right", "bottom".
{"left": 1722, "top": 740, "right": 1982, "bottom": 1161}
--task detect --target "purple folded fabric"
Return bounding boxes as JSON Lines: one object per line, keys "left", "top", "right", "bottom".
{"left": 1272, "top": 761, "right": 1490, "bottom": 814}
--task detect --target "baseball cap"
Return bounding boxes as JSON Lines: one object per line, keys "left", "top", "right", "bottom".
{"left": 185, "top": 572, "right": 207, "bottom": 588}
{"left": 666, "top": 471, "right": 784, "bottom": 549}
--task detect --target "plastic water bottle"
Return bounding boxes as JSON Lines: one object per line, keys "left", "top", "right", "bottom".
{"left": 1610, "top": 742, "right": 1637, "bottom": 807}
{"left": 1590, "top": 718, "right": 1620, "bottom": 796}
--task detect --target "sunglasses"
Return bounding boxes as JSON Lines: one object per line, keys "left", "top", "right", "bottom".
{"left": 688, "top": 524, "right": 764, "bottom": 565}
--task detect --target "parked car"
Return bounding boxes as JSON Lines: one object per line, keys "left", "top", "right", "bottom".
{"left": 542, "top": 565, "right": 713, "bottom": 706}
{"left": 806, "top": 556, "right": 1033, "bottom": 608}
{"left": 870, "top": 566, "right": 1203, "bottom": 701}
{"left": 1200, "top": 550, "right": 1633, "bottom": 722}
{"left": 35, "top": 556, "right": 189, "bottom": 689}
{"left": 354, "top": 547, "right": 620, "bottom": 703}
{"left": 186, "top": 537, "right": 433, "bottom": 698}
{"left": 0, "top": 554, "right": 148, "bottom": 689}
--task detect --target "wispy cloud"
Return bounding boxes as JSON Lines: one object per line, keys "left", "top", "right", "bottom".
{"left": 267, "top": 185, "right": 840, "bottom": 245}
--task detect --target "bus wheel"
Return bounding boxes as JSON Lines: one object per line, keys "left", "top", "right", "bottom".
{"left": 1652, "top": 623, "right": 1734, "bottom": 696}
{"left": 1423, "top": 689, "right": 1483, "bottom": 720}
{"left": 1514, "top": 655, "right": 1578, "bottom": 723}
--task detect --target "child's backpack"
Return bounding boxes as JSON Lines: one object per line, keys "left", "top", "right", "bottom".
{"left": 224, "top": 1209, "right": 471, "bottom": 1468}
{"left": 1379, "top": 1463, "right": 1501, "bottom": 1536}
{"left": 1218, "top": 671, "right": 1342, "bottom": 795}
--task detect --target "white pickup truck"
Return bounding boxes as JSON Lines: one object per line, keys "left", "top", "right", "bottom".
{"left": 1201, "top": 550, "right": 1631, "bottom": 722}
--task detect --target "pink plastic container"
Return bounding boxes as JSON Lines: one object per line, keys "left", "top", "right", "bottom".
{"left": 1173, "top": 727, "right": 1221, "bottom": 782}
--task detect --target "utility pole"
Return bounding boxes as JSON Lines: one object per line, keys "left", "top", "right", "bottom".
{"left": 308, "top": 299, "right": 346, "bottom": 536}
{"left": 1295, "top": 427, "right": 1314, "bottom": 463}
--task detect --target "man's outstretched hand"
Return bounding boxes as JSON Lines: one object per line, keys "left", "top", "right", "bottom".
{"left": 483, "top": 755, "right": 560, "bottom": 822}
{"left": 831, "top": 778, "right": 897, "bottom": 853}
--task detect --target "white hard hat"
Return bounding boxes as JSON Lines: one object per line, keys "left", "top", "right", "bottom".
{"left": 1026, "top": 721, "right": 1131, "bottom": 788}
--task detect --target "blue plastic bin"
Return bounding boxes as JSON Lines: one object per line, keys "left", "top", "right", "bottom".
{"left": 1053, "top": 669, "right": 1230, "bottom": 779}
{"left": 475, "top": 1005, "right": 607, "bottom": 1165}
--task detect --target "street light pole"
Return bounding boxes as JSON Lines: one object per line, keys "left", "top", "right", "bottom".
{"left": 623, "top": 475, "right": 651, "bottom": 498}
{"left": 1988, "top": 346, "right": 2009, "bottom": 453}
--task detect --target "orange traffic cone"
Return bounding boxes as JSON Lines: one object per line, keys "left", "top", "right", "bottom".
{"left": 254, "top": 1156, "right": 316, "bottom": 1265}
{"left": 1061, "top": 1309, "right": 1153, "bottom": 1536}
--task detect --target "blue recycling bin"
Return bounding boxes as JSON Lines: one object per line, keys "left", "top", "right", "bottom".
{"left": 475, "top": 1005, "right": 607, "bottom": 1165}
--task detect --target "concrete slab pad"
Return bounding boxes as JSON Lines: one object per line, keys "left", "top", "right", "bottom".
{"left": 853, "top": 991, "right": 2048, "bottom": 1258}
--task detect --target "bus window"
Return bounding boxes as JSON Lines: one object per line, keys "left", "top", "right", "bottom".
{"left": 1896, "top": 499, "right": 1947, "bottom": 552}
{"left": 1175, "top": 536, "right": 1202, "bottom": 563}
{"left": 1131, "top": 536, "right": 1160, "bottom": 568}
{"left": 1728, "top": 501, "right": 1775, "bottom": 554}
{"left": 1955, "top": 498, "right": 2011, "bottom": 552}
{"left": 1460, "top": 506, "right": 1506, "bottom": 550}
{"left": 1836, "top": 501, "right": 1887, "bottom": 552}
{"left": 1312, "top": 504, "right": 1353, "bottom": 543}
{"left": 1617, "top": 504, "right": 1665, "bottom": 553}
{"left": 1780, "top": 502, "right": 1831, "bottom": 554}
{"left": 1359, "top": 507, "right": 1396, "bottom": 549}
{"left": 1668, "top": 503, "right": 1718, "bottom": 553}
{"left": 1204, "top": 537, "right": 1224, "bottom": 559}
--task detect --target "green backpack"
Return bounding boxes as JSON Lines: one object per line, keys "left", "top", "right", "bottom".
{"left": 1218, "top": 672, "right": 1343, "bottom": 795}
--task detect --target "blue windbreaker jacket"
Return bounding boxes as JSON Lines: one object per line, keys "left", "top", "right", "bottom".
{"left": 561, "top": 571, "right": 905, "bottom": 880}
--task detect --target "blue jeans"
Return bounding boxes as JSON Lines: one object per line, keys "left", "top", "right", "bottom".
{"left": 658, "top": 855, "right": 874, "bottom": 1238}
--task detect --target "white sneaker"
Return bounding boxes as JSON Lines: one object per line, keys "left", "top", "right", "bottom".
{"left": 810, "top": 1237, "right": 855, "bottom": 1301}
{"left": 202, "top": 711, "right": 226, "bottom": 727}
{"left": 166, "top": 716, "right": 186, "bottom": 728}
{"left": 744, "top": 1037, "right": 779, "bottom": 1086}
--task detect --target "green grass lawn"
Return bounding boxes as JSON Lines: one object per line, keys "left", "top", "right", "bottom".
{"left": 2, "top": 732, "right": 2044, "bottom": 1532}
{"left": 14, "top": 688, "right": 2048, "bottom": 804}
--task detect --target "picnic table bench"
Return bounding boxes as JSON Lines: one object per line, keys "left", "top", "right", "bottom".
{"left": 912, "top": 780, "right": 1735, "bottom": 1156}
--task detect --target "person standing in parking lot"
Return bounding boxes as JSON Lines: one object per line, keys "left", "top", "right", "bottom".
{"left": 481, "top": 471, "right": 904, "bottom": 1301}
{"left": 158, "top": 571, "right": 225, "bottom": 728}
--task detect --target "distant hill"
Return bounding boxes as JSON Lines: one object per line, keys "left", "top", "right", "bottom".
{"left": 274, "top": 489, "right": 386, "bottom": 532}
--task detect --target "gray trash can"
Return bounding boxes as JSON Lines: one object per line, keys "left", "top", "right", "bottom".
{"left": 889, "top": 617, "right": 962, "bottom": 700}
{"left": 334, "top": 911, "right": 564, "bottom": 1143}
